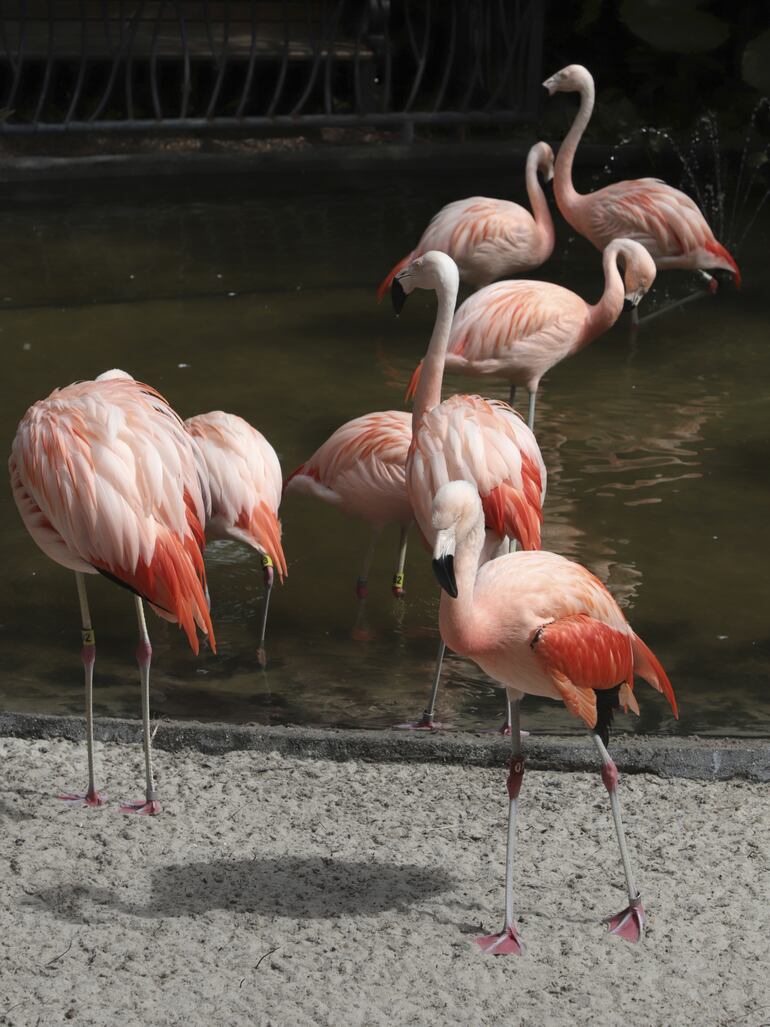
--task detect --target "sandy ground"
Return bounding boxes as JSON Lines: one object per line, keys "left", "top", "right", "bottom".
{"left": 0, "top": 737, "right": 768, "bottom": 1027}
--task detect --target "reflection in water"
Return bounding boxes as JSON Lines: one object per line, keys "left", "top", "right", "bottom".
{"left": 0, "top": 169, "right": 768, "bottom": 736}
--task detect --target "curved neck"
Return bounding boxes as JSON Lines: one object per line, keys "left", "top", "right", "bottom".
{"left": 525, "top": 152, "right": 555, "bottom": 254}
{"left": 554, "top": 75, "right": 594, "bottom": 218}
{"left": 411, "top": 274, "right": 459, "bottom": 432}
{"left": 580, "top": 244, "right": 625, "bottom": 348}
{"left": 439, "top": 517, "right": 486, "bottom": 650}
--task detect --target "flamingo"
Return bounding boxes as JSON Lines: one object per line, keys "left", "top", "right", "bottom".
{"left": 377, "top": 141, "right": 556, "bottom": 301}
{"left": 406, "top": 238, "right": 657, "bottom": 431}
{"left": 283, "top": 410, "right": 412, "bottom": 637}
{"left": 185, "top": 411, "right": 287, "bottom": 668}
{"left": 430, "top": 480, "right": 678, "bottom": 953}
{"left": 392, "top": 251, "right": 546, "bottom": 731}
{"left": 9, "top": 370, "right": 215, "bottom": 815}
{"left": 543, "top": 64, "right": 740, "bottom": 295}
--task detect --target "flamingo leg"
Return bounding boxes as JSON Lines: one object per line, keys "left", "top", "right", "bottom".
{"left": 395, "top": 638, "right": 448, "bottom": 730}
{"left": 477, "top": 696, "right": 524, "bottom": 955}
{"left": 591, "top": 732, "right": 644, "bottom": 942}
{"left": 352, "top": 527, "right": 380, "bottom": 640}
{"left": 527, "top": 391, "right": 537, "bottom": 433}
{"left": 256, "top": 554, "right": 275, "bottom": 669}
{"left": 391, "top": 523, "right": 409, "bottom": 599}
{"left": 508, "top": 384, "right": 517, "bottom": 407}
{"left": 58, "top": 573, "right": 108, "bottom": 808}
{"left": 120, "top": 597, "right": 161, "bottom": 815}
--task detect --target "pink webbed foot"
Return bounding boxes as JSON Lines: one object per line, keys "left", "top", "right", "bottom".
{"left": 605, "top": 897, "right": 645, "bottom": 943}
{"left": 119, "top": 798, "right": 162, "bottom": 816}
{"left": 394, "top": 714, "right": 449, "bottom": 731}
{"left": 475, "top": 924, "right": 523, "bottom": 956}
{"left": 58, "top": 788, "right": 108, "bottom": 809}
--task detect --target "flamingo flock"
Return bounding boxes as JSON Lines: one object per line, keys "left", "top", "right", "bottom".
{"left": 9, "top": 63, "right": 738, "bottom": 953}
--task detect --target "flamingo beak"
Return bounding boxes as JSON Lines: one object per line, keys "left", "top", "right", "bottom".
{"left": 391, "top": 277, "right": 408, "bottom": 315}
{"left": 623, "top": 288, "right": 645, "bottom": 311}
{"left": 432, "top": 554, "right": 458, "bottom": 598}
{"left": 542, "top": 75, "right": 558, "bottom": 96}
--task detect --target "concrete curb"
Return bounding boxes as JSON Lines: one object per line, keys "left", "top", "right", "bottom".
{"left": 1, "top": 711, "right": 768, "bottom": 782}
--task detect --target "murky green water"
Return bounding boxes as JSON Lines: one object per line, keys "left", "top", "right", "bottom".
{"left": 1, "top": 164, "right": 768, "bottom": 736}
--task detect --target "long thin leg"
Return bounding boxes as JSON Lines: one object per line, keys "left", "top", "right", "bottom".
{"left": 508, "top": 383, "right": 517, "bottom": 407}
{"left": 391, "top": 523, "right": 409, "bottom": 599}
{"left": 395, "top": 638, "right": 448, "bottom": 730}
{"left": 256, "top": 554, "right": 274, "bottom": 668}
{"left": 59, "top": 573, "right": 107, "bottom": 808}
{"left": 527, "top": 390, "right": 537, "bottom": 433}
{"left": 352, "top": 527, "right": 380, "bottom": 640}
{"left": 120, "top": 598, "right": 161, "bottom": 815}
{"left": 591, "top": 732, "right": 644, "bottom": 942}
{"left": 477, "top": 696, "right": 524, "bottom": 955}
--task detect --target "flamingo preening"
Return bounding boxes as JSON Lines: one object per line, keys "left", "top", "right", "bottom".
{"left": 406, "top": 238, "right": 657, "bottom": 431}
{"left": 377, "top": 141, "right": 556, "bottom": 301}
{"left": 284, "top": 410, "right": 412, "bottom": 637}
{"left": 186, "top": 411, "right": 287, "bottom": 668}
{"left": 392, "top": 251, "right": 546, "bottom": 731}
{"left": 9, "top": 370, "right": 216, "bottom": 815}
{"left": 544, "top": 64, "right": 740, "bottom": 291}
{"left": 430, "top": 480, "right": 678, "bottom": 953}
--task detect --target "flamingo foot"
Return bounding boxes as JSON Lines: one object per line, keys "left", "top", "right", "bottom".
{"left": 708, "top": 277, "right": 719, "bottom": 295}
{"left": 256, "top": 646, "right": 267, "bottom": 669}
{"left": 605, "top": 897, "right": 645, "bottom": 943}
{"left": 119, "top": 798, "right": 162, "bottom": 816}
{"left": 475, "top": 924, "right": 523, "bottom": 956}
{"left": 351, "top": 626, "right": 377, "bottom": 642}
{"left": 58, "top": 788, "right": 108, "bottom": 808}
{"left": 394, "top": 714, "right": 448, "bottom": 731}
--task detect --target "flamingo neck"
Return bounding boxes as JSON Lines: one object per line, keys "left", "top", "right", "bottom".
{"left": 440, "top": 517, "right": 487, "bottom": 654}
{"left": 580, "top": 243, "right": 625, "bottom": 349}
{"left": 553, "top": 72, "right": 595, "bottom": 220}
{"left": 411, "top": 273, "right": 459, "bottom": 432}
{"left": 525, "top": 152, "right": 555, "bottom": 257}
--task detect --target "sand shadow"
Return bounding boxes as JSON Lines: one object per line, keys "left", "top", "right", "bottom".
{"left": 27, "top": 856, "right": 456, "bottom": 923}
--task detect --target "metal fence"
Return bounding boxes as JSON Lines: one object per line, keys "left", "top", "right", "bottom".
{"left": 0, "top": 1, "right": 545, "bottom": 136}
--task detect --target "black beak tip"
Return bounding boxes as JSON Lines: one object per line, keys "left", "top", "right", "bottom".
{"left": 622, "top": 297, "right": 635, "bottom": 312}
{"left": 432, "top": 555, "right": 458, "bottom": 599}
{"left": 391, "top": 277, "right": 407, "bottom": 315}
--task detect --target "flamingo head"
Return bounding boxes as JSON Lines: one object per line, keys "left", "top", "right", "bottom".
{"left": 615, "top": 239, "right": 657, "bottom": 311}
{"left": 542, "top": 64, "right": 593, "bottom": 97}
{"left": 530, "top": 141, "right": 555, "bottom": 183}
{"left": 391, "top": 250, "right": 460, "bottom": 314}
{"left": 431, "top": 481, "right": 483, "bottom": 598}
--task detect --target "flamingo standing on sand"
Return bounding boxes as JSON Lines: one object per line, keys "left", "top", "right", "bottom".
{"left": 284, "top": 410, "right": 412, "bottom": 637}
{"left": 430, "top": 480, "right": 678, "bottom": 953}
{"left": 406, "top": 238, "right": 657, "bottom": 431}
{"left": 377, "top": 141, "right": 556, "bottom": 300}
{"left": 392, "top": 251, "right": 546, "bottom": 731}
{"left": 9, "top": 370, "right": 215, "bottom": 815}
{"left": 543, "top": 64, "right": 740, "bottom": 295}
{"left": 186, "top": 411, "right": 287, "bottom": 668}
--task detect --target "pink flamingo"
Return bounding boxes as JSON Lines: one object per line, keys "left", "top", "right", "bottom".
{"left": 392, "top": 251, "right": 546, "bottom": 731}
{"left": 430, "top": 480, "right": 678, "bottom": 953}
{"left": 186, "top": 411, "right": 287, "bottom": 668}
{"left": 284, "top": 410, "right": 412, "bottom": 636}
{"left": 9, "top": 370, "right": 215, "bottom": 815}
{"left": 406, "top": 237, "right": 657, "bottom": 430}
{"left": 543, "top": 64, "right": 740, "bottom": 296}
{"left": 377, "top": 141, "right": 556, "bottom": 301}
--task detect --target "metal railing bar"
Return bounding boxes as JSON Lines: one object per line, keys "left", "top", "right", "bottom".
{"left": 236, "top": 0, "right": 258, "bottom": 118}
{"left": 432, "top": 0, "right": 456, "bottom": 114}
{"left": 320, "top": 0, "right": 347, "bottom": 116}
{"left": 293, "top": 0, "right": 327, "bottom": 117}
{"left": 32, "top": 0, "right": 55, "bottom": 124}
{"left": 205, "top": 0, "right": 230, "bottom": 120}
{"left": 6, "top": 5, "right": 26, "bottom": 113}
{"left": 90, "top": 1, "right": 140, "bottom": 122}
{"left": 485, "top": 0, "right": 519, "bottom": 110}
{"left": 403, "top": 0, "right": 431, "bottom": 113}
{"left": 172, "top": 1, "right": 191, "bottom": 120}
{"left": 149, "top": 0, "right": 164, "bottom": 119}
{"left": 265, "top": 0, "right": 291, "bottom": 118}
{"left": 65, "top": 0, "right": 89, "bottom": 124}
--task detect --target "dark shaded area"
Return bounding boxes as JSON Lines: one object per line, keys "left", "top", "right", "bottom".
{"left": 27, "top": 856, "right": 455, "bottom": 923}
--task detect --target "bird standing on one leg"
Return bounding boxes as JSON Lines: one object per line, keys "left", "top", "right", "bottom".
{"left": 186, "top": 411, "right": 287, "bottom": 668}
{"left": 429, "top": 480, "right": 678, "bottom": 952}
{"left": 9, "top": 370, "right": 216, "bottom": 815}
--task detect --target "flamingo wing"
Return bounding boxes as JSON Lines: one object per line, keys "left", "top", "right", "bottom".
{"left": 284, "top": 410, "right": 412, "bottom": 526}
{"left": 11, "top": 376, "right": 215, "bottom": 654}
{"left": 186, "top": 411, "right": 287, "bottom": 581}
{"left": 408, "top": 395, "right": 545, "bottom": 550}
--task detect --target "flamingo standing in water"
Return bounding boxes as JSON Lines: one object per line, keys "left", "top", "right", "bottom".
{"left": 284, "top": 410, "right": 412, "bottom": 637}
{"left": 186, "top": 411, "right": 287, "bottom": 667}
{"left": 377, "top": 141, "right": 556, "bottom": 300}
{"left": 9, "top": 370, "right": 215, "bottom": 815}
{"left": 406, "top": 238, "right": 657, "bottom": 431}
{"left": 430, "top": 480, "right": 678, "bottom": 953}
{"left": 392, "top": 251, "right": 546, "bottom": 731}
{"left": 543, "top": 64, "right": 740, "bottom": 294}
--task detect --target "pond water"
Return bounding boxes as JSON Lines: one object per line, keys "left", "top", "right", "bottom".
{"left": 0, "top": 161, "right": 768, "bottom": 737}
